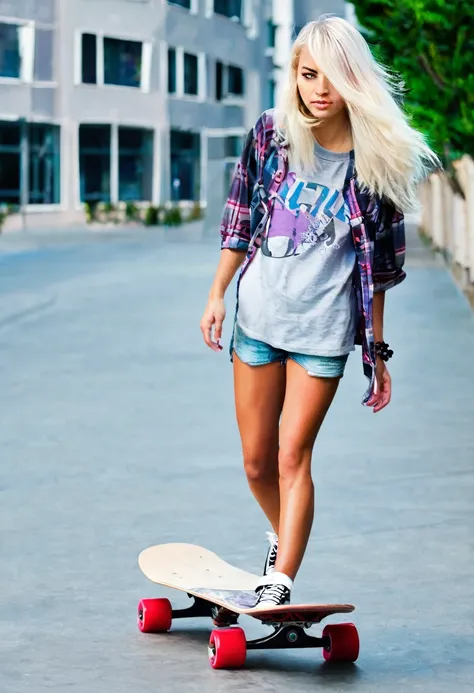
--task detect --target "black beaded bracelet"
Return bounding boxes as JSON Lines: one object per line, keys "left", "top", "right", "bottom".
{"left": 375, "top": 341, "right": 394, "bottom": 362}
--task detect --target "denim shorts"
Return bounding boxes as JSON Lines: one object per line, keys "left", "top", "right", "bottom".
{"left": 233, "top": 323, "right": 349, "bottom": 379}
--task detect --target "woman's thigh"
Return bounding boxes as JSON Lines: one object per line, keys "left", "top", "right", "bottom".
{"left": 279, "top": 359, "right": 340, "bottom": 470}
{"left": 233, "top": 353, "right": 286, "bottom": 469}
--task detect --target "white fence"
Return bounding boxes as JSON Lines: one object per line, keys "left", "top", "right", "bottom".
{"left": 419, "top": 155, "right": 474, "bottom": 298}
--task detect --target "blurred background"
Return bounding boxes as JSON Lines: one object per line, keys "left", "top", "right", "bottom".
{"left": 0, "top": 0, "right": 353, "bottom": 233}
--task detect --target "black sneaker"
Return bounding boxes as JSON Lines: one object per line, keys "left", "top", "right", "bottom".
{"left": 263, "top": 532, "right": 278, "bottom": 575}
{"left": 255, "top": 572, "right": 293, "bottom": 608}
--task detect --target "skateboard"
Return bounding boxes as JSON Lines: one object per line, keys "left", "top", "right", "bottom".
{"left": 138, "top": 543, "right": 359, "bottom": 669}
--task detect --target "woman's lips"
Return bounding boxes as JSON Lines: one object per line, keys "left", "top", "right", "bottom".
{"left": 311, "top": 101, "right": 331, "bottom": 109}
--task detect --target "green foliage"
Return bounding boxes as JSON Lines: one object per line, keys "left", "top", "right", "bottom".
{"left": 84, "top": 201, "right": 98, "bottom": 223}
{"left": 351, "top": 0, "right": 474, "bottom": 163}
{"left": 102, "top": 201, "right": 115, "bottom": 215}
{"left": 144, "top": 205, "right": 160, "bottom": 226}
{"left": 163, "top": 206, "right": 182, "bottom": 226}
{"left": 125, "top": 201, "right": 140, "bottom": 221}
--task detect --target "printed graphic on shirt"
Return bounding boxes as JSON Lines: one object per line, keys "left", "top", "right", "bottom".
{"left": 261, "top": 172, "right": 348, "bottom": 259}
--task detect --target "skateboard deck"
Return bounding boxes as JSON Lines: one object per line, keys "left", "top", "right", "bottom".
{"left": 138, "top": 543, "right": 355, "bottom": 623}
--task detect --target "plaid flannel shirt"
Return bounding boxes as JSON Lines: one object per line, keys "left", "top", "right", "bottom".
{"left": 220, "top": 109, "right": 406, "bottom": 405}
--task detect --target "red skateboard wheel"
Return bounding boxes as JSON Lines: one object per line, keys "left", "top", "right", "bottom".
{"left": 322, "top": 622, "right": 360, "bottom": 662}
{"left": 208, "top": 627, "right": 247, "bottom": 669}
{"left": 137, "top": 598, "right": 172, "bottom": 633}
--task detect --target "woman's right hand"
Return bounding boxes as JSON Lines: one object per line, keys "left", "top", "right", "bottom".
{"left": 200, "top": 297, "right": 226, "bottom": 352}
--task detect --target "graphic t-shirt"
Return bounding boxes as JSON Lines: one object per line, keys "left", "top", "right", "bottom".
{"left": 237, "top": 139, "right": 357, "bottom": 357}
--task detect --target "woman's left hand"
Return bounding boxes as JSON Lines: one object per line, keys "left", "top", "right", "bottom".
{"left": 367, "top": 359, "right": 392, "bottom": 413}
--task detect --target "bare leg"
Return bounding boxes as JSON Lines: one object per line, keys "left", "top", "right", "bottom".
{"left": 274, "top": 359, "right": 340, "bottom": 581}
{"left": 233, "top": 354, "right": 286, "bottom": 533}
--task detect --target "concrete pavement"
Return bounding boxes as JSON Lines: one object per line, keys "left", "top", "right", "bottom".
{"left": 0, "top": 223, "right": 473, "bottom": 692}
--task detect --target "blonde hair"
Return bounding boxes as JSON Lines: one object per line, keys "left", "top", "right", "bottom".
{"left": 276, "top": 15, "right": 440, "bottom": 212}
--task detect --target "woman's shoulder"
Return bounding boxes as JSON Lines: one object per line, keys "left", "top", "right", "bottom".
{"left": 251, "top": 109, "right": 287, "bottom": 150}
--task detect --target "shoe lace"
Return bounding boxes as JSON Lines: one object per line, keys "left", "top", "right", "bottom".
{"left": 266, "top": 532, "right": 278, "bottom": 566}
{"left": 258, "top": 583, "right": 288, "bottom": 605}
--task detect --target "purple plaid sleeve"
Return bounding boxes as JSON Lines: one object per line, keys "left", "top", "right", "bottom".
{"left": 220, "top": 127, "right": 258, "bottom": 252}
{"left": 373, "top": 206, "right": 406, "bottom": 292}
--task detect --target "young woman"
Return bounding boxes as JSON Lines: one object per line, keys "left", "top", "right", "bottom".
{"left": 200, "top": 15, "right": 438, "bottom": 607}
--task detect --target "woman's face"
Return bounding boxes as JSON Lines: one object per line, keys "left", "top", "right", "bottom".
{"left": 296, "top": 45, "right": 346, "bottom": 120}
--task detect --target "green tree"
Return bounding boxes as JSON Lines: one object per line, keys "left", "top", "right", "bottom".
{"left": 351, "top": 0, "right": 474, "bottom": 166}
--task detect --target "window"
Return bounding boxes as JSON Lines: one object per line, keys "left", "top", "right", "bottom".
{"left": 79, "top": 125, "right": 111, "bottom": 202}
{"left": 0, "top": 122, "right": 21, "bottom": 204}
{"left": 104, "top": 37, "right": 142, "bottom": 88}
{"left": 228, "top": 65, "right": 244, "bottom": 96}
{"left": 81, "top": 34, "right": 97, "bottom": 84}
{"left": 268, "top": 78, "right": 276, "bottom": 109}
{"left": 215, "top": 60, "right": 223, "bottom": 101}
{"left": 168, "top": 48, "right": 176, "bottom": 93}
{"left": 170, "top": 130, "right": 200, "bottom": 201}
{"left": 168, "top": 0, "right": 191, "bottom": 8}
{"left": 0, "top": 23, "right": 21, "bottom": 79}
{"left": 0, "top": 121, "right": 60, "bottom": 206}
{"left": 267, "top": 20, "right": 276, "bottom": 49}
{"left": 184, "top": 52, "right": 198, "bottom": 96}
{"left": 214, "top": 0, "right": 241, "bottom": 21}
{"left": 225, "top": 135, "right": 243, "bottom": 158}
{"left": 118, "top": 127, "right": 153, "bottom": 201}
{"left": 79, "top": 34, "right": 150, "bottom": 91}
{"left": 216, "top": 61, "right": 244, "bottom": 100}
{"left": 28, "top": 124, "right": 60, "bottom": 204}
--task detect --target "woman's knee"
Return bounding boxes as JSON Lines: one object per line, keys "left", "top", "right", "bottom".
{"left": 243, "top": 449, "right": 278, "bottom": 483}
{"left": 278, "top": 445, "right": 312, "bottom": 482}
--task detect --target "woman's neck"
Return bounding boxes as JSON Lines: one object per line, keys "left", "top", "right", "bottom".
{"left": 312, "top": 112, "right": 353, "bottom": 153}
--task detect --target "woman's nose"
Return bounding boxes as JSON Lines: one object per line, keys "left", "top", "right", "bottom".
{"left": 314, "top": 75, "right": 329, "bottom": 96}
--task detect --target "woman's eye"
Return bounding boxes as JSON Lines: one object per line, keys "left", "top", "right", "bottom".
{"left": 303, "top": 73, "right": 316, "bottom": 80}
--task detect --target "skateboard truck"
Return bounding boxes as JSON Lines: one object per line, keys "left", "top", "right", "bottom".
{"left": 171, "top": 595, "right": 239, "bottom": 627}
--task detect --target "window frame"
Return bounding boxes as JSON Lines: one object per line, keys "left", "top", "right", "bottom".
{"left": 167, "top": 46, "right": 206, "bottom": 101}
{"left": 215, "top": 60, "right": 245, "bottom": 102}
{"left": 0, "top": 18, "right": 35, "bottom": 84}
{"left": 167, "top": 0, "right": 198, "bottom": 12}
{"left": 76, "top": 30, "right": 153, "bottom": 93}
{"left": 212, "top": 0, "right": 242, "bottom": 22}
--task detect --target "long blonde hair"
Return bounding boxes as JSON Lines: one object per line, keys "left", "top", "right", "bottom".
{"left": 276, "top": 15, "right": 440, "bottom": 212}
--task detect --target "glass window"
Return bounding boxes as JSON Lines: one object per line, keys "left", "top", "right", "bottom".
{"left": 215, "top": 60, "right": 223, "bottom": 101}
{"left": 168, "top": 48, "right": 176, "bottom": 94}
{"left": 79, "top": 125, "right": 111, "bottom": 202}
{"left": 267, "top": 20, "right": 276, "bottom": 48}
{"left": 0, "top": 121, "right": 21, "bottom": 204}
{"left": 28, "top": 124, "right": 60, "bottom": 204}
{"left": 170, "top": 130, "right": 200, "bottom": 201}
{"left": 103, "top": 37, "right": 142, "bottom": 88}
{"left": 82, "top": 34, "right": 97, "bottom": 84}
{"left": 214, "top": 0, "right": 241, "bottom": 21}
{"left": 228, "top": 65, "right": 244, "bottom": 96}
{"left": 225, "top": 135, "right": 243, "bottom": 158}
{"left": 118, "top": 127, "right": 153, "bottom": 201}
{"left": 0, "top": 23, "right": 21, "bottom": 79}
{"left": 168, "top": 0, "right": 191, "bottom": 8}
{"left": 268, "top": 78, "right": 276, "bottom": 108}
{"left": 184, "top": 52, "right": 198, "bottom": 96}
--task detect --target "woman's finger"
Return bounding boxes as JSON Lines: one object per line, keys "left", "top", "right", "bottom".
{"left": 200, "top": 316, "right": 215, "bottom": 349}
{"left": 214, "top": 316, "right": 223, "bottom": 341}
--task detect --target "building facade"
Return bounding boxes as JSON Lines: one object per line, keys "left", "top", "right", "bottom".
{"left": 0, "top": 0, "right": 352, "bottom": 227}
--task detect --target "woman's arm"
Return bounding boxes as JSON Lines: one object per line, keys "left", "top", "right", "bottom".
{"left": 200, "top": 249, "right": 246, "bottom": 351}
{"left": 372, "top": 290, "right": 385, "bottom": 344}
{"left": 367, "top": 290, "right": 391, "bottom": 413}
